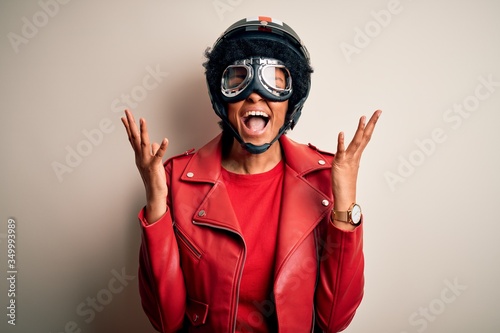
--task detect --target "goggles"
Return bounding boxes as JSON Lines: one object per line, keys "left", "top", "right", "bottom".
{"left": 221, "top": 58, "right": 292, "bottom": 103}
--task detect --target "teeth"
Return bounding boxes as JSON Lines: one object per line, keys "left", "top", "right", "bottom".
{"left": 244, "top": 111, "right": 269, "bottom": 118}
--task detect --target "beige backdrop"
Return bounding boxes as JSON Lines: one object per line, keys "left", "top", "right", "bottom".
{"left": 1, "top": 0, "right": 499, "bottom": 332}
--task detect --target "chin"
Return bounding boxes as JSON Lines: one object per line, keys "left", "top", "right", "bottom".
{"left": 239, "top": 130, "right": 272, "bottom": 145}
{"left": 242, "top": 134, "right": 280, "bottom": 150}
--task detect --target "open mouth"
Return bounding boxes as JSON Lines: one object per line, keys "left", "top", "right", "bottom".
{"left": 242, "top": 111, "right": 270, "bottom": 133}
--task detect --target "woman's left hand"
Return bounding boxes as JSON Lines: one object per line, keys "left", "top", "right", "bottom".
{"left": 331, "top": 110, "right": 382, "bottom": 226}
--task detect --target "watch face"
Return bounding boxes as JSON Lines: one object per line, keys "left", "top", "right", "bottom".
{"left": 351, "top": 204, "right": 362, "bottom": 224}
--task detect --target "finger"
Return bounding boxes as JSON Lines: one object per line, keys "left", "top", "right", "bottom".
{"left": 151, "top": 142, "right": 160, "bottom": 157}
{"left": 336, "top": 131, "right": 345, "bottom": 159}
{"left": 139, "top": 118, "right": 151, "bottom": 159}
{"left": 121, "top": 109, "right": 133, "bottom": 136}
{"left": 124, "top": 109, "right": 142, "bottom": 150}
{"left": 122, "top": 110, "right": 142, "bottom": 152}
{"left": 151, "top": 138, "right": 169, "bottom": 160}
{"left": 154, "top": 138, "right": 169, "bottom": 159}
{"left": 121, "top": 115, "right": 132, "bottom": 140}
{"left": 345, "top": 116, "right": 366, "bottom": 154}
{"left": 362, "top": 110, "right": 382, "bottom": 140}
{"left": 356, "top": 110, "right": 382, "bottom": 150}
{"left": 124, "top": 109, "right": 137, "bottom": 132}
{"left": 348, "top": 110, "right": 382, "bottom": 154}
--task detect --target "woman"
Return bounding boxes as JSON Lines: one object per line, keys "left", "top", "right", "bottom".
{"left": 122, "top": 16, "right": 381, "bottom": 333}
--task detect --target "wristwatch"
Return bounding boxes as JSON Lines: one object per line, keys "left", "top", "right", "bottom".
{"left": 332, "top": 203, "right": 362, "bottom": 226}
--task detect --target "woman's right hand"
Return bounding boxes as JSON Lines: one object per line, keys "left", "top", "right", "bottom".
{"left": 122, "top": 109, "right": 169, "bottom": 223}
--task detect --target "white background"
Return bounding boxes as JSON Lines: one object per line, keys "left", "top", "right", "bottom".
{"left": 1, "top": 0, "right": 499, "bottom": 332}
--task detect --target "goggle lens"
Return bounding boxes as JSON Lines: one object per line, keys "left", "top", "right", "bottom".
{"left": 222, "top": 66, "right": 251, "bottom": 92}
{"left": 260, "top": 65, "right": 291, "bottom": 91}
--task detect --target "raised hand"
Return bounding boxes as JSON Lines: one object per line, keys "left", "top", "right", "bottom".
{"left": 331, "top": 110, "right": 382, "bottom": 229}
{"left": 121, "top": 109, "right": 169, "bottom": 223}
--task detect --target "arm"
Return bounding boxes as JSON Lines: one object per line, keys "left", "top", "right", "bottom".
{"left": 315, "top": 110, "right": 382, "bottom": 331}
{"left": 122, "top": 110, "right": 186, "bottom": 332}
{"left": 331, "top": 110, "right": 381, "bottom": 230}
{"left": 138, "top": 206, "right": 187, "bottom": 332}
{"left": 315, "top": 219, "right": 364, "bottom": 332}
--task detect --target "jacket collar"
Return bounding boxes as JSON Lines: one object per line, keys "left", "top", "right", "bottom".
{"left": 180, "top": 133, "right": 332, "bottom": 183}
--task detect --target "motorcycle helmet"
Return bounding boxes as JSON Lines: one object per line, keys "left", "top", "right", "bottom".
{"left": 204, "top": 16, "right": 313, "bottom": 154}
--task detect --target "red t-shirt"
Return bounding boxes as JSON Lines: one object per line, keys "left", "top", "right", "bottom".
{"left": 221, "top": 160, "right": 284, "bottom": 332}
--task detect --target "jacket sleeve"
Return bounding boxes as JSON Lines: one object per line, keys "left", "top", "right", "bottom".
{"left": 138, "top": 161, "right": 187, "bottom": 333}
{"left": 314, "top": 220, "right": 364, "bottom": 332}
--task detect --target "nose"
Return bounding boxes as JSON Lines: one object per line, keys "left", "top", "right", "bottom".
{"left": 246, "top": 91, "right": 265, "bottom": 103}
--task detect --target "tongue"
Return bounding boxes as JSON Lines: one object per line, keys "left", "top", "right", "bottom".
{"left": 247, "top": 117, "right": 266, "bottom": 132}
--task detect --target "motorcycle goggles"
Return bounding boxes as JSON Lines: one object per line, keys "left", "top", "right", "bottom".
{"left": 221, "top": 58, "right": 293, "bottom": 103}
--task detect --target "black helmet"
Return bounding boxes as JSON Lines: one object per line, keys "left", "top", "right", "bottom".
{"left": 204, "top": 16, "right": 313, "bottom": 154}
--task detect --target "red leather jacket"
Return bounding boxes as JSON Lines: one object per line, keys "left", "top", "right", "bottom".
{"left": 138, "top": 134, "right": 364, "bottom": 333}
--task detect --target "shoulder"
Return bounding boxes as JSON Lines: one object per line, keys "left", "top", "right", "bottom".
{"left": 163, "top": 134, "right": 223, "bottom": 180}
{"left": 305, "top": 142, "right": 335, "bottom": 160}
{"left": 163, "top": 148, "right": 196, "bottom": 175}
{"left": 279, "top": 136, "right": 335, "bottom": 178}
{"left": 281, "top": 135, "right": 335, "bottom": 163}
{"left": 164, "top": 148, "right": 196, "bottom": 166}
{"left": 164, "top": 133, "right": 223, "bottom": 168}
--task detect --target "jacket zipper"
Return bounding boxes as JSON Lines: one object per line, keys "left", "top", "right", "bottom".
{"left": 173, "top": 224, "right": 202, "bottom": 259}
{"left": 192, "top": 220, "right": 246, "bottom": 333}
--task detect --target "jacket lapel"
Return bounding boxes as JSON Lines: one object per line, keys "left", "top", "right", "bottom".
{"left": 273, "top": 136, "right": 333, "bottom": 276}
{"left": 180, "top": 134, "right": 243, "bottom": 236}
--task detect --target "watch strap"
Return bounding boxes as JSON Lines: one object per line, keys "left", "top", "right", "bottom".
{"left": 332, "top": 210, "right": 349, "bottom": 223}
{"left": 331, "top": 203, "right": 361, "bottom": 226}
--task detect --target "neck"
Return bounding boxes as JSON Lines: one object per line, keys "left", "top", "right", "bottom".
{"left": 222, "top": 139, "right": 282, "bottom": 174}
